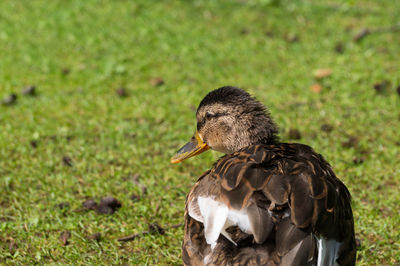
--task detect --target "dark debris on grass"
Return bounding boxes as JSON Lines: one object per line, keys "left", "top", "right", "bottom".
{"left": 2, "top": 86, "right": 37, "bottom": 106}
{"left": 60, "top": 231, "right": 71, "bottom": 246}
{"left": 116, "top": 87, "right": 128, "bottom": 97}
{"left": 334, "top": 42, "right": 344, "bottom": 54}
{"left": 373, "top": 80, "right": 390, "bottom": 94}
{"left": 5, "top": 239, "right": 18, "bottom": 255}
{"left": 22, "top": 85, "right": 36, "bottom": 96}
{"left": 356, "top": 237, "right": 362, "bottom": 249}
{"left": 118, "top": 223, "right": 182, "bottom": 242}
{"left": 130, "top": 194, "right": 140, "bottom": 201}
{"left": 149, "top": 77, "right": 165, "bottom": 87}
{"left": 97, "top": 197, "right": 122, "bottom": 214}
{"left": 61, "top": 68, "right": 71, "bottom": 76}
{"left": 130, "top": 173, "right": 148, "bottom": 195}
{"left": 239, "top": 28, "right": 249, "bottom": 35}
{"left": 288, "top": 129, "right": 302, "bottom": 140}
{"left": 99, "top": 196, "right": 121, "bottom": 209}
{"left": 148, "top": 223, "right": 165, "bottom": 235}
{"left": 352, "top": 157, "right": 365, "bottom": 165}
{"left": 320, "top": 124, "right": 334, "bottom": 133}
{"left": 353, "top": 28, "right": 370, "bottom": 42}
{"left": 284, "top": 33, "right": 299, "bottom": 43}
{"left": 56, "top": 202, "right": 70, "bottom": 210}
{"left": 78, "top": 197, "right": 122, "bottom": 214}
{"left": 2, "top": 93, "right": 17, "bottom": 106}
{"left": 88, "top": 232, "right": 102, "bottom": 242}
{"left": 82, "top": 199, "right": 98, "bottom": 210}
{"left": 342, "top": 136, "right": 359, "bottom": 148}
{"left": 265, "top": 30, "right": 274, "bottom": 38}
{"left": 353, "top": 24, "right": 400, "bottom": 42}
{"left": 30, "top": 140, "right": 38, "bottom": 148}
{"left": 62, "top": 156, "right": 73, "bottom": 167}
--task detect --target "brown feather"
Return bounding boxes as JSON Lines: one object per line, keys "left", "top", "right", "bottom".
{"left": 182, "top": 143, "right": 356, "bottom": 265}
{"left": 247, "top": 193, "right": 274, "bottom": 244}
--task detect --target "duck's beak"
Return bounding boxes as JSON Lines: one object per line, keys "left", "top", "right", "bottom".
{"left": 171, "top": 131, "right": 210, "bottom": 164}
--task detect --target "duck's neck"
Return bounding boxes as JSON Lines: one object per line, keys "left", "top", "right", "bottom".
{"left": 228, "top": 132, "right": 279, "bottom": 154}
{"left": 246, "top": 120, "right": 280, "bottom": 147}
{"left": 258, "top": 134, "right": 279, "bottom": 145}
{"left": 223, "top": 115, "right": 279, "bottom": 153}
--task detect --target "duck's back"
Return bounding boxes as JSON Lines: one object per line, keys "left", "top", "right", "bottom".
{"left": 183, "top": 143, "right": 356, "bottom": 266}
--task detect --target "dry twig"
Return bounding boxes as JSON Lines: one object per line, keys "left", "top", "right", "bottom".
{"left": 117, "top": 223, "right": 183, "bottom": 242}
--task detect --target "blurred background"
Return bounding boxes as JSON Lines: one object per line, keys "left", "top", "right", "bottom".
{"left": 0, "top": 0, "right": 399, "bottom": 264}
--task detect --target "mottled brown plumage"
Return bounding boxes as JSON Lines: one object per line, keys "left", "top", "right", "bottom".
{"left": 173, "top": 86, "right": 356, "bottom": 266}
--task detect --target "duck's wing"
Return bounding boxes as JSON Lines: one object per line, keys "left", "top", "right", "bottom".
{"left": 182, "top": 170, "right": 211, "bottom": 265}
{"left": 183, "top": 171, "right": 317, "bottom": 266}
{"left": 210, "top": 143, "right": 355, "bottom": 265}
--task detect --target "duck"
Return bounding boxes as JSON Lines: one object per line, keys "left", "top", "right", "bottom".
{"left": 171, "top": 86, "right": 356, "bottom": 266}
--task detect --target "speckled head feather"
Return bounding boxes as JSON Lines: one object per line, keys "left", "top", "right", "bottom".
{"left": 195, "top": 86, "right": 278, "bottom": 153}
{"left": 198, "top": 86, "right": 255, "bottom": 108}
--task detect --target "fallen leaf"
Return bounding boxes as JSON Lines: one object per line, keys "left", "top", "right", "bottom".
{"left": 311, "top": 83, "right": 323, "bottom": 93}
{"left": 313, "top": 68, "right": 332, "bottom": 79}
{"left": 150, "top": 77, "right": 165, "bottom": 87}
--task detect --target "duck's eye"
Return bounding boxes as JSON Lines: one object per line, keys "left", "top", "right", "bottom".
{"left": 205, "top": 112, "right": 215, "bottom": 120}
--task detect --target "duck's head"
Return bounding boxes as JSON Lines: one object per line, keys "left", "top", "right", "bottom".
{"left": 171, "top": 86, "right": 278, "bottom": 163}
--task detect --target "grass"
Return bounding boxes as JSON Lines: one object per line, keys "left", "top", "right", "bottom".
{"left": 0, "top": 0, "right": 399, "bottom": 264}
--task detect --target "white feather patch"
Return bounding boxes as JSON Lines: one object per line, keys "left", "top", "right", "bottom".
{"left": 190, "top": 197, "right": 256, "bottom": 248}
{"left": 227, "top": 209, "right": 252, "bottom": 234}
{"left": 198, "top": 196, "right": 229, "bottom": 248}
{"left": 316, "top": 236, "right": 342, "bottom": 266}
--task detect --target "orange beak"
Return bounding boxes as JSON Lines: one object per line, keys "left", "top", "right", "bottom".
{"left": 171, "top": 131, "right": 210, "bottom": 164}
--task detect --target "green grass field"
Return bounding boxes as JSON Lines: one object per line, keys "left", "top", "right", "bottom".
{"left": 1, "top": 0, "right": 399, "bottom": 264}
